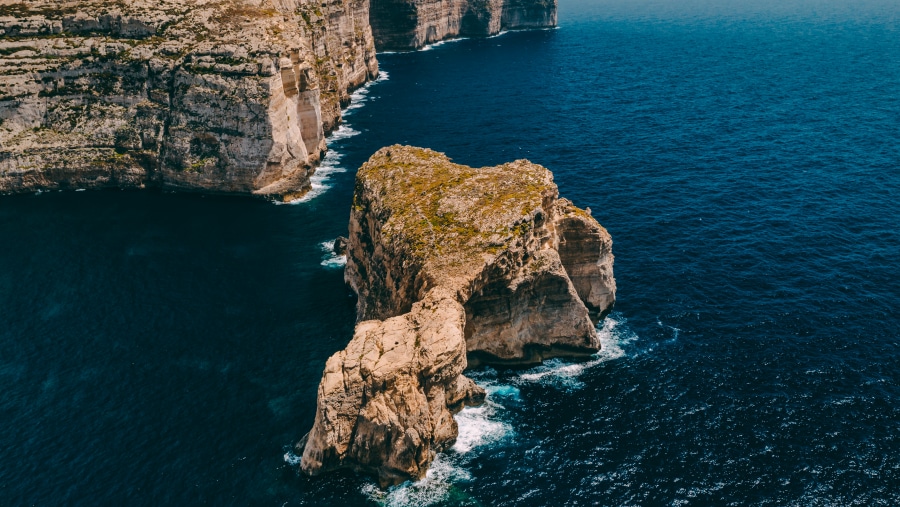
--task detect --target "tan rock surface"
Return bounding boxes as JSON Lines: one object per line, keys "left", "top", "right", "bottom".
{"left": 370, "top": 0, "right": 557, "bottom": 50}
{"left": 300, "top": 145, "right": 615, "bottom": 484}
{"left": 300, "top": 291, "right": 485, "bottom": 486}
{"left": 0, "top": 0, "right": 377, "bottom": 199}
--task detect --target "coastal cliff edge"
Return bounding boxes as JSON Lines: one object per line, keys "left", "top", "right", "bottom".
{"left": 299, "top": 145, "right": 616, "bottom": 486}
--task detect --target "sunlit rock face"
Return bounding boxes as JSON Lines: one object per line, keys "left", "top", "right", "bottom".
{"left": 369, "top": 0, "right": 557, "bottom": 50}
{"left": 300, "top": 145, "right": 615, "bottom": 485}
{"left": 0, "top": 0, "right": 377, "bottom": 200}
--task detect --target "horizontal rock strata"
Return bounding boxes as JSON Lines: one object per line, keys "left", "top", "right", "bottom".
{"left": 300, "top": 145, "right": 615, "bottom": 485}
{"left": 370, "top": 0, "right": 557, "bottom": 50}
{"left": 0, "top": 0, "right": 559, "bottom": 197}
{"left": 0, "top": 0, "right": 377, "bottom": 199}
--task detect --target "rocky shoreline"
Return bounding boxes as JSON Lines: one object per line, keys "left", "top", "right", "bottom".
{"left": 0, "top": 0, "right": 556, "bottom": 200}
{"left": 370, "top": 0, "right": 557, "bottom": 51}
{"left": 299, "top": 146, "right": 615, "bottom": 485}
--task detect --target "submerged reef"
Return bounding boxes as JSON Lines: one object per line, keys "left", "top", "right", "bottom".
{"left": 299, "top": 146, "right": 615, "bottom": 486}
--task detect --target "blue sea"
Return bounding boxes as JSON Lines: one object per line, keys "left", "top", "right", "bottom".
{"left": 2, "top": 0, "right": 899, "bottom": 504}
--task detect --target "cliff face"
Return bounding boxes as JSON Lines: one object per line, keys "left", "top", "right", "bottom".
{"left": 0, "top": 0, "right": 558, "bottom": 197}
{"left": 300, "top": 146, "right": 615, "bottom": 485}
{"left": 299, "top": 290, "right": 486, "bottom": 486}
{"left": 0, "top": 0, "right": 377, "bottom": 200}
{"left": 370, "top": 0, "right": 557, "bottom": 50}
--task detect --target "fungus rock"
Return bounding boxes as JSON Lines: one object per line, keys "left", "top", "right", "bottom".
{"left": 0, "top": 0, "right": 377, "bottom": 200}
{"left": 299, "top": 146, "right": 615, "bottom": 485}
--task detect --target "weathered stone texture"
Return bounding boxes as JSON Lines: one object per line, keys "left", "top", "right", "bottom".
{"left": 300, "top": 146, "right": 615, "bottom": 485}
{"left": 370, "top": 0, "right": 557, "bottom": 50}
{"left": 0, "top": 0, "right": 377, "bottom": 199}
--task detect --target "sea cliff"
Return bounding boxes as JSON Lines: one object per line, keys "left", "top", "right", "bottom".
{"left": 0, "top": 0, "right": 377, "bottom": 200}
{"left": 0, "top": 0, "right": 557, "bottom": 198}
{"left": 299, "top": 146, "right": 615, "bottom": 485}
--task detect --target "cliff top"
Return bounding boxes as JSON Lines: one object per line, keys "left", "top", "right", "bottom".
{"left": 304, "top": 146, "right": 615, "bottom": 485}
{"left": 355, "top": 145, "right": 559, "bottom": 286}
{"left": 0, "top": 0, "right": 309, "bottom": 94}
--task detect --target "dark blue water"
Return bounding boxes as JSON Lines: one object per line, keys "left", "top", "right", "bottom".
{"left": 3, "top": 1, "right": 899, "bottom": 504}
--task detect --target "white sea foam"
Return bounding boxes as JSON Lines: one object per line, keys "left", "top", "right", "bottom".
{"left": 657, "top": 317, "right": 681, "bottom": 342}
{"left": 276, "top": 148, "right": 347, "bottom": 205}
{"left": 417, "top": 36, "right": 474, "bottom": 52}
{"left": 383, "top": 30, "right": 557, "bottom": 54}
{"left": 362, "top": 381, "right": 514, "bottom": 506}
{"left": 276, "top": 71, "right": 388, "bottom": 205}
{"left": 327, "top": 124, "right": 361, "bottom": 141}
{"left": 360, "top": 314, "right": 635, "bottom": 503}
{"left": 452, "top": 393, "right": 514, "bottom": 453}
{"left": 343, "top": 71, "right": 388, "bottom": 114}
{"left": 361, "top": 453, "right": 473, "bottom": 507}
{"left": 516, "top": 313, "right": 635, "bottom": 389}
{"left": 321, "top": 256, "right": 347, "bottom": 269}
{"left": 283, "top": 450, "right": 302, "bottom": 466}
{"left": 319, "top": 240, "right": 347, "bottom": 268}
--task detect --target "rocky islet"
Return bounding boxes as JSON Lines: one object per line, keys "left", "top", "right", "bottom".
{"left": 299, "top": 146, "right": 615, "bottom": 485}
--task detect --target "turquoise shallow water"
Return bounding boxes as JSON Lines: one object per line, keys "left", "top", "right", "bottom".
{"left": 2, "top": 1, "right": 899, "bottom": 505}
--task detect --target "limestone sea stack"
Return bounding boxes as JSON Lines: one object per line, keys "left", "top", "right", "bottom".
{"left": 299, "top": 146, "right": 615, "bottom": 485}
{"left": 0, "top": 0, "right": 377, "bottom": 200}
{"left": 370, "top": 0, "right": 557, "bottom": 50}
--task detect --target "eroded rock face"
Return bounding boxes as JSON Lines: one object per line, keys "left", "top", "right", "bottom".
{"left": 0, "top": 0, "right": 377, "bottom": 200}
{"left": 370, "top": 0, "right": 557, "bottom": 50}
{"left": 300, "top": 145, "right": 615, "bottom": 484}
{"left": 299, "top": 290, "right": 485, "bottom": 486}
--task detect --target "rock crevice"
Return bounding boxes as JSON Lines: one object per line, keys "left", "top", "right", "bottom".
{"left": 300, "top": 146, "right": 615, "bottom": 485}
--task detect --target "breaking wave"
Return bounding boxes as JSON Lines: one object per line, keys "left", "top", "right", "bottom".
{"left": 361, "top": 383, "right": 514, "bottom": 506}
{"left": 361, "top": 314, "right": 633, "bottom": 505}
{"left": 514, "top": 313, "right": 636, "bottom": 389}
{"left": 344, "top": 71, "right": 389, "bottom": 114}
{"left": 282, "top": 449, "right": 302, "bottom": 467}
{"left": 278, "top": 71, "right": 388, "bottom": 205}
{"left": 318, "top": 240, "right": 347, "bottom": 269}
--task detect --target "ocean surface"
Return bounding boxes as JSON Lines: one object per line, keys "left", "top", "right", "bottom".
{"left": 3, "top": 0, "right": 899, "bottom": 504}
